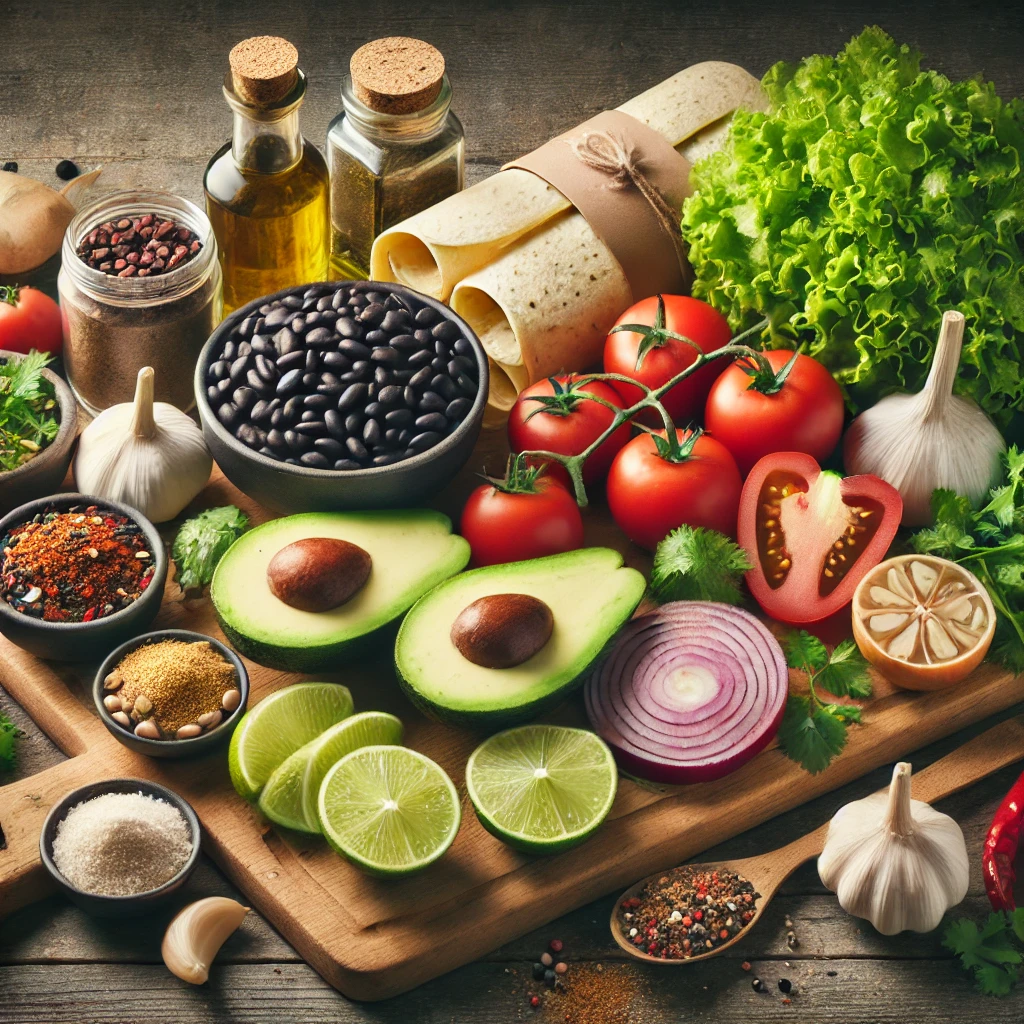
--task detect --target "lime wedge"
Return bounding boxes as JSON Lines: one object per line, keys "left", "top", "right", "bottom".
{"left": 465, "top": 725, "right": 617, "bottom": 854}
{"left": 228, "top": 682, "right": 354, "bottom": 801}
{"left": 258, "top": 712, "right": 404, "bottom": 833}
{"left": 317, "top": 745, "right": 461, "bottom": 876}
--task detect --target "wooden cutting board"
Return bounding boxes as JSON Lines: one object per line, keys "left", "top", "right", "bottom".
{"left": 2, "top": 433, "right": 1023, "bottom": 1000}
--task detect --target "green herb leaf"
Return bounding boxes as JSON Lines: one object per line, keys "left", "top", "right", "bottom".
{"left": 0, "top": 713, "right": 20, "bottom": 773}
{"left": 784, "top": 630, "right": 829, "bottom": 674}
{"left": 944, "top": 912, "right": 1024, "bottom": 996}
{"left": 649, "top": 525, "right": 752, "bottom": 606}
{"left": 0, "top": 350, "right": 58, "bottom": 473}
{"left": 171, "top": 505, "right": 249, "bottom": 592}
{"left": 778, "top": 695, "right": 849, "bottom": 775}
{"left": 816, "top": 640, "right": 873, "bottom": 699}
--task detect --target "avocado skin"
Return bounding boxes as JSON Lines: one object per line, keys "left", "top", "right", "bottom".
{"left": 218, "top": 612, "right": 400, "bottom": 673}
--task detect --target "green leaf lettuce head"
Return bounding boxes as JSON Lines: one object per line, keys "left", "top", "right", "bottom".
{"left": 681, "top": 27, "right": 1024, "bottom": 441}
{"left": 172, "top": 505, "right": 249, "bottom": 592}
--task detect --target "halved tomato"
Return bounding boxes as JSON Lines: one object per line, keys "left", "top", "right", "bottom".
{"left": 738, "top": 452, "right": 902, "bottom": 625}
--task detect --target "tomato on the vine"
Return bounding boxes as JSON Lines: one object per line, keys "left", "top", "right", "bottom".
{"left": 461, "top": 458, "right": 585, "bottom": 567}
{"left": 606, "top": 427, "right": 743, "bottom": 550}
{"left": 704, "top": 349, "right": 844, "bottom": 476}
{"left": 507, "top": 374, "right": 630, "bottom": 486}
{"left": 737, "top": 452, "right": 903, "bottom": 626}
{"left": 603, "top": 294, "right": 731, "bottom": 423}
{"left": 0, "top": 286, "right": 62, "bottom": 356}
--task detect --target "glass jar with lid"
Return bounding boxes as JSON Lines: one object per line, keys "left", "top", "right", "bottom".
{"left": 327, "top": 37, "right": 464, "bottom": 279}
{"left": 58, "top": 190, "right": 222, "bottom": 415}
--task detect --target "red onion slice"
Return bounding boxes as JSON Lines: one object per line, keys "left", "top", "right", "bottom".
{"left": 585, "top": 602, "right": 788, "bottom": 784}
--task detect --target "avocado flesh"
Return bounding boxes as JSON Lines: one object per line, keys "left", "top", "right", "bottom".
{"left": 212, "top": 510, "right": 470, "bottom": 671}
{"left": 396, "top": 548, "right": 646, "bottom": 727}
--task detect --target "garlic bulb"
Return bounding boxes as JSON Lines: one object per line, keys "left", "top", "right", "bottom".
{"left": 162, "top": 896, "right": 249, "bottom": 985}
{"left": 74, "top": 367, "right": 212, "bottom": 522}
{"left": 818, "top": 762, "right": 969, "bottom": 934}
{"left": 843, "top": 310, "right": 1004, "bottom": 526}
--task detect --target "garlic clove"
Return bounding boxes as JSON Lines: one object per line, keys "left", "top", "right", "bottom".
{"left": 887, "top": 618, "right": 920, "bottom": 661}
{"left": 869, "top": 585, "right": 912, "bottom": 608}
{"left": 162, "top": 896, "right": 250, "bottom": 985}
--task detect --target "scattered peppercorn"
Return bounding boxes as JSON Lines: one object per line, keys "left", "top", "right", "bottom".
{"left": 554, "top": 961, "right": 568, "bottom": 975}
{"left": 779, "top": 978, "right": 793, "bottom": 994}
{"left": 782, "top": 997, "right": 792, "bottom": 1006}
{"left": 0, "top": 505, "right": 152, "bottom": 622}
{"left": 532, "top": 962, "right": 545, "bottom": 981}
{"left": 827, "top": 970, "right": 838, "bottom": 977}
{"left": 741, "top": 961, "right": 751, "bottom": 972}
{"left": 55, "top": 159, "right": 79, "bottom": 181}
{"left": 544, "top": 969, "right": 556, "bottom": 988}
{"left": 540, "top": 951, "right": 553, "bottom": 967}
{"left": 2, "top": 161, "right": 17, "bottom": 173}
{"left": 616, "top": 867, "right": 760, "bottom": 959}
{"left": 529, "top": 994, "right": 540, "bottom": 1009}
{"left": 752, "top": 978, "right": 766, "bottom": 993}
{"left": 549, "top": 938, "right": 564, "bottom": 953}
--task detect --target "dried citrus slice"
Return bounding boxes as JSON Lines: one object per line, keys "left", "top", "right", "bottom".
{"left": 852, "top": 554, "right": 995, "bottom": 690}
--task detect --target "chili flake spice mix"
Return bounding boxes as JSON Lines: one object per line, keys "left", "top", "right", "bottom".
{"left": 0, "top": 504, "right": 154, "bottom": 622}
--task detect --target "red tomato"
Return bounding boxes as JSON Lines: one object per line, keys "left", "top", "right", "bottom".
{"left": 603, "top": 294, "right": 732, "bottom": 423}
{"left": 461, "top": 471, "right": 584, "bottom": 567}
{"left": 507, "top": 375, "right": 630, "bottom": 486}
{"left": 737, "top": 452, "right": 902, "bottom": 626}
{"left": 0, "top": 286, "right": 62, "bottom": 355}
{"left": 704, "top": 350, "right": 845, "bottom": 476}
{"left": 605, "top": 428, "right": 743, "bottom": 550}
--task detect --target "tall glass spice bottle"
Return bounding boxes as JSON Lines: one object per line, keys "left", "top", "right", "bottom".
{"left": 327, "top": 37, "right": 464, "bottom": 279}
{"left": 204, "top": 36, "right": 330, "bottom": 314}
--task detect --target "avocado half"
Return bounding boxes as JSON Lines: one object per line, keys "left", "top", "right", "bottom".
{"left": 395, "top": 548, "right": 646, "bottom": 728}
{"left": 211, "top": 510, "right": 470, "bottom": 671}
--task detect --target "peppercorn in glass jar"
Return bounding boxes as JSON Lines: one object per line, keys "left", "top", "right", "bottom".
{"left": 326, "top": 37, "right": 464, "bottom": 279}
{"left": 58, "top": 191, "right": 222, "bottom": 415}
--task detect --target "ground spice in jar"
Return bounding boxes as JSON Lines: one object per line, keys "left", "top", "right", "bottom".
{"left": 617, "top": 866, "right": 760, "bottom": 959}
{"left": 0, "top": 504, "right": 153, "bottom": 622}
{"left": 103, "top": 639, "right": 240, "bottom": 740}
{"left": 51, "top": 791, "right": 192, "bottom": 896}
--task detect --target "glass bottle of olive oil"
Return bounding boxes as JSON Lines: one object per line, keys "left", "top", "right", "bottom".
{"left": 204, "top": 37, "right": 330, "bottom": 315}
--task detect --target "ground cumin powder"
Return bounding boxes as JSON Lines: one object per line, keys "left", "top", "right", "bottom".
{"left": 541, "top": 963, "right": 646, "bottom": 1024}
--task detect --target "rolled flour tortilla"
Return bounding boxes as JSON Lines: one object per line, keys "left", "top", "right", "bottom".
{"left": 370, "top": 62, "right": 766, "bottom": 417}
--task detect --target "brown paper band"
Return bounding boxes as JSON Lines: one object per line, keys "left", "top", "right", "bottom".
{"left": 505, "top": 109, "right": 692, "bottom": 299}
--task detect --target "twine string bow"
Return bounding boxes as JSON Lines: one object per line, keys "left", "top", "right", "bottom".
{"left": 567, "top": 130, "right": 691, "bottom": 286}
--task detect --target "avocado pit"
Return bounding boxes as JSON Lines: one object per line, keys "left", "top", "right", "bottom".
{"left": 451, "top": 593, "right": 554, "bottom": 669}
{"left": 267, "top": 537, "right": 371, "bottom": 612}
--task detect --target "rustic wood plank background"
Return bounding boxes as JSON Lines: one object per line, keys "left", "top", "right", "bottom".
{"left": 2, "top": 0, "right": 1023, "bottom": 1020}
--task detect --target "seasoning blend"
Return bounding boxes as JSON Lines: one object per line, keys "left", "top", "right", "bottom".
{"left": 327, "top": 37, "right": 464, "bottom": 279}
{"left": 59, "top": 193, "right": 222, "bottom": 414}
{"left": 205, "top": 36, "right": 330, "bottom": 314}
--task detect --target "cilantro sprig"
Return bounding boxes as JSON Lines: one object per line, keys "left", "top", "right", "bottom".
{"left": 0, "top": 350, "right": 60, "bottom": 473}
{"left": 944, "top": 910, "right": 1024, "bottom": 997}
{"left": 777, "top": 631, "right": 873, "bottom": 774}
{"left": 912, "top": 446, "right": 1024, "bottom": 671}
{"left": 649, "top": 525, "right": 751, "bottom": 606}
{"left": 172, "top": 505, "right": 249, "bottom": 592}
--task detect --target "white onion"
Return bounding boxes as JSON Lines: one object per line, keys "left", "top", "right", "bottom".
{"left": 584, "top": 602, "right": 788, "bottom": 784}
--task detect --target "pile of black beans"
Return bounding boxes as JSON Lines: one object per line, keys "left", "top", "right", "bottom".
{"left": 204, "top": 283, "right": 479, "bottom": 470}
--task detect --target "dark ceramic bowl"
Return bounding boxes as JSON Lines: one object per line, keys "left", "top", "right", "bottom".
{"left": 194, "top": 280, "right": 489, "bottom": 514}
{"left": 93, "top": 628, "right": 249, "bottom": 759}
{"left": 0, "top": 493, "right": 167, "bottom": 661}
{"left": 39, "top": 777, "right": 201, "bottom": 917}
{"left": 0, "top": 351, "right": 79, "bottom": 516}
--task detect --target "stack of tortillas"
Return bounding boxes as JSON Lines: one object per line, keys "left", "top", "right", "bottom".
{"left": 370, "top": 62, "right": 766, "bottom": 422}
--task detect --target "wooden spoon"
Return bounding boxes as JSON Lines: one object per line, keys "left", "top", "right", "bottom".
{"left": 612, "top": 713, "right": 1024, "bottom": 964}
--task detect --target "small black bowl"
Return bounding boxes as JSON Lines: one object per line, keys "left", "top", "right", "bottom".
{"left": 39, "top": 777, "right": 201, "bottom": 917}
{"left": 0, "top": 493, "right": 168, "bottom": 661}
{"left": 194, "top": 280, "right": 489, "bottom": 515}
{"left": 93, "top": 628, "right": 249, "bottom": 759}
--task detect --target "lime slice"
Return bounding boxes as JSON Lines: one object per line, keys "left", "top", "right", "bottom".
{"left": 258, "top": 712, "right": 404, "bottom": 833}
{"left": 228, "top": 682, "right": 354, "bottom": 801}
{"left": 317, "top": 745, "right": 461, "bottom": 876}
{"left": 465, "top": 725, "right": 618, "bottom": 854}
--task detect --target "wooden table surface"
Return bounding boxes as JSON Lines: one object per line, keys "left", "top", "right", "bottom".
{"left": 2, "top": 1, "right": 1024, "bottom": 1020}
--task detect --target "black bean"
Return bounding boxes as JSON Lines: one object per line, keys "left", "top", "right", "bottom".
{"left": 301, "top": 409, "right": 317, "bottom": 422}
{"left": 331, "top": 289, "right": 349, "bottom": 310}
{"left": 374, "top": 366, "right": 391, "bottom": 386}
{"left": 373, "top": 452, "right": 404, "bottom": 466}
{"left": 392, "top": 368, "right": 414, "bottom": 384}
{"left": 233, "top": 386, "right": 257, "bottom": 411}
{"left": 254, "top": 317, "right": 266, "bottom": 334}
{"left": 206, "top": 385, "right": 221, "bottom": 404}
{"left": 384, "top": 428, "right": 402, "bottom": 446}
{"left": 250, "top": 334, "right": 274, "bottom": 355}
{"left": 359, "top": 303, "right": 385, "bottom": 326}
{"left": 246, "top": 368, "right": 273, "bottom": 395}
{"left": 339, "top": 370, "right": 362, "bottom": 384}
{"left": 266, "top": 429, "right": 287, "bottom": 450}
{"left": 415, "top": 306, "right": 440, "bottom": 326}
{"left": 256, "top": 354, "right": 279, "bottom": 382}
{"left": 319, "top": 309, "right": 338, "bottom": 325}
{"left": 297, "top": 451, "right": 328, "bottom": 468}
{"left": 323, "top": 351, "right": 352, "bottom": 372}
{"left": 285, "top": 458, "right": 300, "bottom": 465}
{"left": 365, "top": 329, "right": 389, "bottom": 347}
{"left": 238, "top": 316, "right": 259, "bottom": 339}
{"left": 434, "top": 339, "right": 450, "bottom": 358}
{"left": 419, "top": 391, "right": 447, "bottom": 413}
{"left": 346, "top": 436, "right": 369, "bottom": 460}
{"left": 345, "top": 412, "right": 365, "bottom": 434}
{"left": 364, "top": 401, "right": 383, "bottom": 418}
{"left": 236, "top": 423, "right": 261, "bottom": 447}
{"left": 281, "top": 294, "right": 304, "bottom": 310}
{"left": 404, "top": 385, "right": 418, "bottom": 407}
{"left": 295, "top": 420, "right": 328, "bottom": 437}
{"left": 276, "top": 368, "right": 304, "bottom": 396}
{"left": 453, "top": 337, "right": 474, "bottom": 357}
{"left": 448, "top": 355, "right": 475, "bottom": 377}
{"left": 251, "top": 400, "right": 273, "bottom": 423}
{"left": 315, "top": 437, "right": 347, "bottom": 459}
{"left": 398, "top": 429, "right": 413, "bottom": 445}
{"left": 237, "top": 342, "right": 252, "bottom": 358}
{"left": 217, "top": 403, "right": 241, "bottom": 428}
{"left": 304, "top": 393, "right": 332, "bottom": 410}
{"left": 299, "top": 349, "right": 315, "bottom": 373}
{"left": 378, "top": 384, "right": 402, "bottom": 406}
{"left": 270, "top": 409, "right": 286, "bottom": 428}
{"left": 336, "top": 317, "right": 362, "bottom": 339}
{"left": 284, "top": 430, "right": 310, "bottom": 452}
{"left": 350, "top": 360, "right": 372, "bottom": 379}
{"left": 414, "top": 328, "right": 433, "bottom": 345}
{"left": 415, "top": 412, "right": 448, "bottom": 433}
{"left": 324, "top": 410, "right": 346, "bottom": 440}
{"left": 371, "top": 346, "right": 401, "bottom": 365}
{"left": 339, "top": 339, "right": 371, "bottom": 361}
{"left": 409, "top": 430, "right": 443, "bottom": 451}
{"left": 302, "top": 372, "right": 318, "bottom": 387}
{"left": 337, "top": 383, "right": 369, "bottom": 412}
{"left": 302, "top": 296, "right": 318, "bottom": 312}
{"left": 306, "top": 326, "right": 333, "bottom": 348}
{"left": 408, "top": 348, "right": 435, "bottom": 368}
{"left": 385, "top": 408, "right": 413, "bottom": 427}
{"left": 229, "top": 355, "right": 251, "bottom": 384}
{"left": 390, "top": 333, "right": 421, "bottom": 352}
{"left": 264, "top": 306, "right": 291, "bottom": 328}
{"left": 409, "top": 366, "right": 434, "bottom": 389}
{"left": 446, "top": 397, "right": 472, "bottom": 420}
{"left": 276, "top": 350, "right": 305, "bottom": 372}
{"left": 432, "top": 374, "right": 459, "bottom": 401}
{"left": 289, "top": 316, "right": 306, "bottom": 335}
{"left": 283, "top": 395, "right": 304, "bottom": 421}
{"left": 382, "top": 309, "right": 412, "bottom": 333}
{"left": 431, "top": 357, "right": 447, "bottom": 374}
{"left": 384, "top": 292, "right": 410, "bottom": 311}
{"left": 432, "top": 320, "right": 461, "bottom": 342}
{"left": 274, "top": 327, "right": 301, "bottom": 355}
{"left": 304, "top": 311, "right": 321, "bottom": 326}
{"left": 258, "top": 446, "right": 275, "bottom": 458}
{"left": 456, "top": 373, "right": 477, "bottom": 396}
{"left": 334, "top": 459, "right": 364, "bottom": 471}
{"left": 223, "top": 341, "right": 238, "bottom": 362}
{"left": 363, "top": 419, "right": 382, "bottom": 447}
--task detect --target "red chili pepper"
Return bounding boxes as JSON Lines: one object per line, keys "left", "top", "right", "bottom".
{"left": 983, "top": 768, "right": 1024, "bottom": 912}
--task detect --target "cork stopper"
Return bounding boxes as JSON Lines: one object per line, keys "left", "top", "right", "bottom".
{"left": 229, "top": 36, "right": 299, "bottom": 106}
{"left": 350, "top": 37, "right": 445, "bottom": 115}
